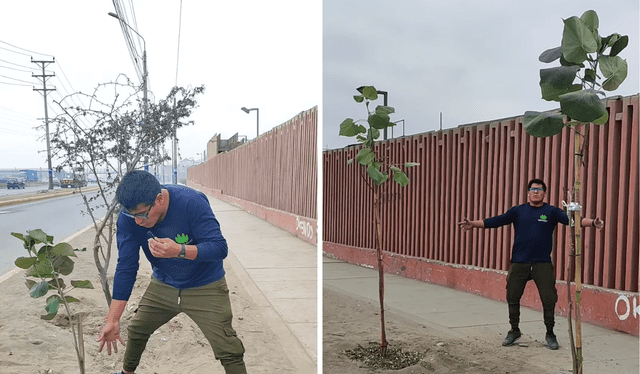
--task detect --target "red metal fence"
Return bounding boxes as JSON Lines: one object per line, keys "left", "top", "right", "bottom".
{"left": 324, "top": 96, "right": 639, "bottom": 293}
{"left": 189, "top": 106, "right": 317, "bottom": 220}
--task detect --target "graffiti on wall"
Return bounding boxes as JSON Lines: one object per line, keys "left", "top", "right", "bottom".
{"left": 615, "top": 294, "right": 639, "bottom": 321}
{"left": 296, "top": 216, "right": 314, "bottom": 241}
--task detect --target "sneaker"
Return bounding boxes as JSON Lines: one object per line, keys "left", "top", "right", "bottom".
{"left": 502, "top": 329, "right": 522, "bottom": 346}
{"left": 546, "top": 333, "right": 559, "bottom": 350}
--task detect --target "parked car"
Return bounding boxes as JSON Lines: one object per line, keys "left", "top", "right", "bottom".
{"left": 7, "top": 178, "right": 25, "bottom": 189}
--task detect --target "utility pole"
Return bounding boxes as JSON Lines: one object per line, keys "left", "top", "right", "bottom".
{"left": 32, "top": 58, "right": 56, "bottom": 190}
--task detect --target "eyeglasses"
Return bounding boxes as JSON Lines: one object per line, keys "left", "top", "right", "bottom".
{"left": 529, "top": 187, "right": 545, "bottom": 192}
{"left": 120, "top": 200, "right": 155, "bottom": 219}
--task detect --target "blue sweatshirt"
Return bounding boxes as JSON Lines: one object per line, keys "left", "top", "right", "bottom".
{"left": 483, "top": 203, "right": 569, "bottom": 263}
{"left": 112, "top": 185, "right": 228, "bottom": 301}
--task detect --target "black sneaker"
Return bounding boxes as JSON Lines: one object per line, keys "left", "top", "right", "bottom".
{"left": 546, "top": 333, "right": 559, "bottom": 350}
{"left": 502, "top": 329, "right": 522, "bottom": 346}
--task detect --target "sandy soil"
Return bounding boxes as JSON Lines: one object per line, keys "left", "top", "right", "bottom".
{"left": 0, "top": 227, "right": 296, "bottom": 374}
{"left": 323, "top": 287, "right": 573, "bottom": 374}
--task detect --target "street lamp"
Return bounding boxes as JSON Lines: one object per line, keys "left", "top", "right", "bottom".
{"left": 392, "top": 119, "right": 405, "bottom": 138}
{"left": 241, "top": 107, "right": 259, "bottom": 138}
{"left": 108, "top": 12, "right": 149, "bottom": 169}
{"left": 357, "top": 86, "right": 388, "bottom": 140}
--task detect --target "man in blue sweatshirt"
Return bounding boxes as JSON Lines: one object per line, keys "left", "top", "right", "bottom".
{"left": 459, "top": 179, "right": 603, "bottom": 350}
{"left": 97, "top": 170, "right": 246, "bottom": 374}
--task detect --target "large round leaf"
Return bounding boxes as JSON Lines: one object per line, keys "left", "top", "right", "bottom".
{"left": 539, "top": 46, "right": 562, "bottom": 63}
{"left": 539, "top": 66, "right": 581, "bottom": 101}
{"left": 15, "top": 256, "right": 37, "bottom": 269}
{"left": 610, "top": 35, "right": 628, "bottom": 57}
{"left": 523, "top": 111, "right": 565, "bottom": 138}
{"left": 52, "top": 256, "right": 75, "bottom": 276}
{"left": 356, "top": 147, "right": 375, "bottom": 166}
{"left": 599, "top": 56, "right": 627, "bottom": 91}
{"left": 580, "top": 10, "right": 599, "bottom": 31}
{"left": 52, "top": 242, "right": 77, "bottom": 257}
{"left": 368, "top": 113, "right": 391, "bottom": 129}
{"left": 562, "top": 16, "right": 598, "bottom": 63}
{"left": 559, "top": 90, "right": 607, "bottom": 123}
{"left": 339, "top": 118, "right": 366, "bottom": 137}
{"left": 361, "top": 86, "right": 378, "bottom": 101}
{"left": 29, "top": 281, "right": 50, "bottom": 298}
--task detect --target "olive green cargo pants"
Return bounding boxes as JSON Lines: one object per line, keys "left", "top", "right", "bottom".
{"left": 122, "top": 276, "right": 246, "bottom": 373}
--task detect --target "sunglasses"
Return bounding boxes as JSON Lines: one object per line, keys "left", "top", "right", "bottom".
{"left": 529, "top": 187, "right": 545, "bottom": 192}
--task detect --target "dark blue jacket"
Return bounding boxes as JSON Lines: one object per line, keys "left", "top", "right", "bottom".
{"left": 113, "top": 185, "right": 228, "bottom": 301}
{"left": 484, "top": 203, "right": 569, "bottom": 263}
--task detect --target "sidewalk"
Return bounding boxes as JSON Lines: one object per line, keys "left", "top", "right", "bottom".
{"left": 208, "top": 195, "right": 317, "bottom": 372}
{"left": 324, "top": 256, "right": 639, "bottom": 373}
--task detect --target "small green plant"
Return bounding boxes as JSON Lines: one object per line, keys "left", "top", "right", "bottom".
{"left": 339, "top": 86, "right": 419, "bottom": 355}
{"left": 12, "top": 229, "right": 94, "bottom": 374}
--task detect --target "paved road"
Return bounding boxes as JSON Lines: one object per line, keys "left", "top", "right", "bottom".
{"left": 0, "top": 192, "right": 108, "bottom": 276}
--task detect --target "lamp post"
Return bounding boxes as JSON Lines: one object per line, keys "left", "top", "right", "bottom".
{"left": 357, "top": 86, "right": 388, "bottom": 140}
{"left": 241, "top": 107, "right": 259, "bottom": 138}
{"left": 108, "top": 12, "right": 149, "bottom": 169}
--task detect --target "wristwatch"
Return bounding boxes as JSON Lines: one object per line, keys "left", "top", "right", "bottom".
{"left": 179, "top": 243, "right": 186, "bottom": 258}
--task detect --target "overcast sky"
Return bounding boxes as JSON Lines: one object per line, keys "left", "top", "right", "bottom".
{"left": 0, "top": 1, "right": 320, "bottom": 170}
{"left": 323, "top": 0, "right": 639, "bottom": 150}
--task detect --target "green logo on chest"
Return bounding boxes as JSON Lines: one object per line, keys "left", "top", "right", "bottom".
{"left": 175, "top": 233, "right": 190, "bottom": 244}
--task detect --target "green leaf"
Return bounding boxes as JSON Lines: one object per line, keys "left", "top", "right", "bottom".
{"left": 539, "top": 46, "right": 562, "bottom": 63}
{"left": 64, "top": 296, "right": 80, "bottom": 303}
{"left": 523, "top": 111, "right": 565, "bottom": 138}
{"left": 539, "top": 66, "right": 582, "bottom": 102}
{"left": 10, "top": 232, "right": 24, "bottom": 241}
{"left": 29, "top": 281, "right": 50, "bottom": 298}
{"left": 40, "top": 313, "right": 57, "bottom": 320}
{"left": 599, "top": 55, "right": 627, "bottom": 91}
{"left": 368, "top": 113, "right": 391, "bottom": 129}
{"left": 356, "top": 147, "right": 375, "bottom": 166}
{"left": 15, "top": 256, "right": 37, "bottom": 269}
{"left": 28, "top": 229, "right": 53, "bottom": 245}
{"left": 339, "top": 118, "right": 366, "bottom": 137}
{"left": 353, "top": 95, "right": 365, "bottom": 103}
{"left": 70, "top": 280, "right": 94, "bottom": 289}
{"left": 559, "top": 90, "right": 607, "bottom": 123}
{"left": 51, "top": 243, "right": 76, "bottom": 257}
{"left": 404, "top": 162, "right": 420, "bottom": 168}
{"left": 44, "top": 294, "right": 61, "bottom": 317}
{"left": 580, "top": 10, "right": 599, "bottom": 31}
{"left": 393, "top": 170, "right": 409, "bottom": 187}
{"left": 592, "top": 111, "right": 609, "bottom": 125}
{"left": 375, "top": 105, "right": 395, "bottom": 116}
{"left": 584, "top": 69, "right": 597, "bottom": 84}
{"left": 366, "top": 164, "right": 388, "bottom": 185}
{"left": 562, "top": 16, "right": 598, "bottom": 64}
{"left": 27, "top": 260, "right": 54, "bottom": 278}
{"left": 52, "top": 256, "right": 74, "bottom": 276}
{"left": 361, "top": 86, "right": 378, "bottom": 101}
{"left": 610, "top": 35, "right": 628, "bottom": 57}
{"left": 367, "top": 128, "right": 380, "bottom": 145}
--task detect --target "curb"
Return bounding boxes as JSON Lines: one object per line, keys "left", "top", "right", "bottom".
{"left": 0, "top": 186, "right": 100, "bottom": 208}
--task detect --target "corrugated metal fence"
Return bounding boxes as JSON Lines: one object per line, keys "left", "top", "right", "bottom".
{"left": 324, "top": 96, "right": 638, "bottom": 293}
{"left": 189, "top": 106, "right": 317, "bottom": 219}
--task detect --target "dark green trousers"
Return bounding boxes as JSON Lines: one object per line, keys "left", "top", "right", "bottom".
{"left": 123, "top": 276, "right": 246, "bottom": 373}
{"left": 506, "top": 262, "right": 558, "bottom": 333}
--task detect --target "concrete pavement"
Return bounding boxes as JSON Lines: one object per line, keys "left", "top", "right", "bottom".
{"left": 324, "top": 256, "right": 639, "bottom": 373}
{"left": 208, "top": 195, "right": 318, "bottom": 373}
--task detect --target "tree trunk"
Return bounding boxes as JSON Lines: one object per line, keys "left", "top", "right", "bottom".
{"left": 373, "top": 190, "right": 388, "bottom": 356}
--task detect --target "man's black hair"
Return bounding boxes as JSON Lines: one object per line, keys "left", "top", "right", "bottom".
{"left": 117, "top": 170, "right": 161, "bottom": 211}
{"left": 528, "top": 178, "right": 547, "bottom": 192}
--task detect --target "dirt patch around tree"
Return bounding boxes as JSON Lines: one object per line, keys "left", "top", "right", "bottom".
{"left": 323, "top": 287, "right": 572, "bottom": 374}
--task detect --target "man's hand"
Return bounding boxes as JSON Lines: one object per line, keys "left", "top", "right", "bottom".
{"left": 148, "top": 237, "right": 180, "bottom": 258}
{"left": 458, "top": 218, "right": 473, "bottom": 232}
{"left": 97, "top": 321, "right": 126, "bottom": 355}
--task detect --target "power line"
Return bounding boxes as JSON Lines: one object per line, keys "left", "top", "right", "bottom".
{"left": 0, "top": 74, "right": 36, "bottom": 85}
{"left": 0, "top": 40, "right": 53, "bottom": 58}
